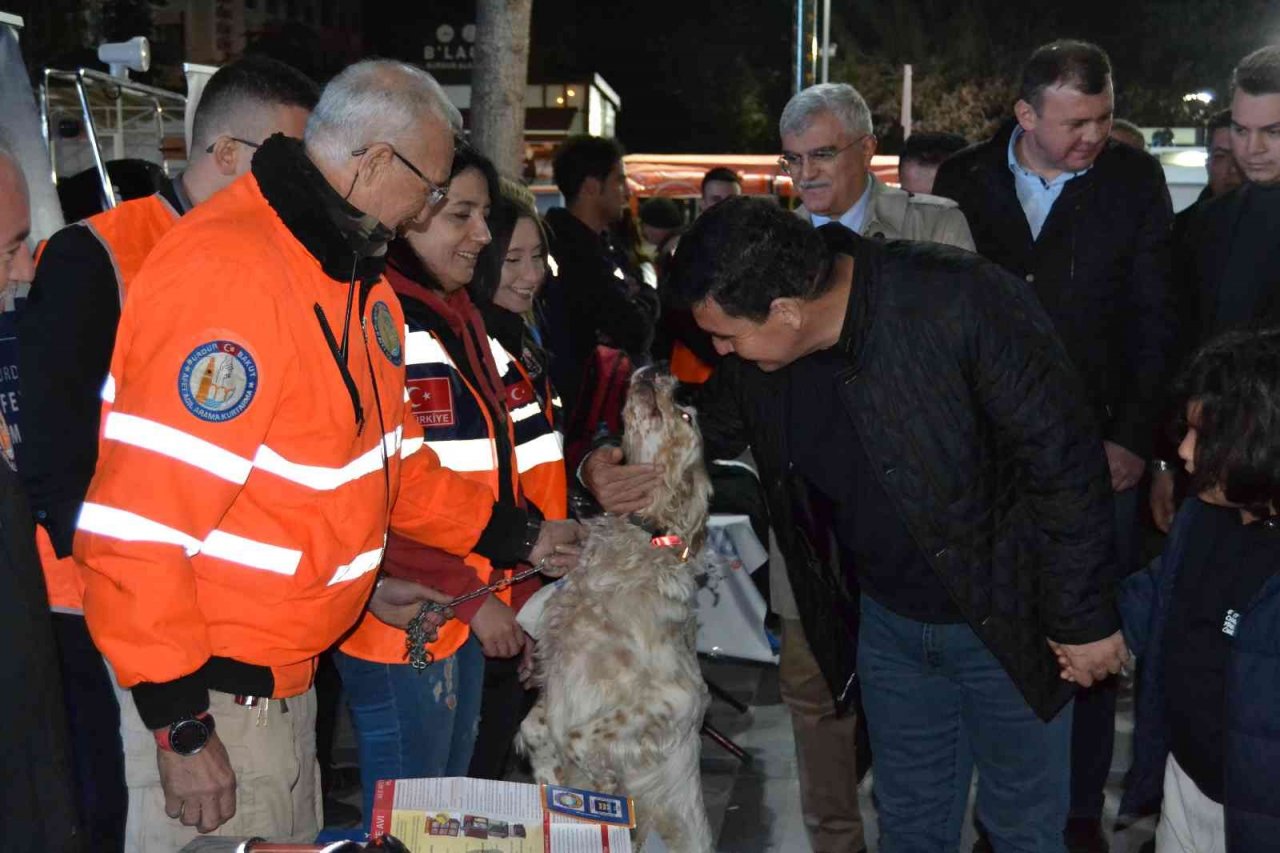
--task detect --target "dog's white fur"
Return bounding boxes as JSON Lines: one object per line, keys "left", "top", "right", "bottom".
{"left": 517, "top": 368, "right": 714, "bottom": 852}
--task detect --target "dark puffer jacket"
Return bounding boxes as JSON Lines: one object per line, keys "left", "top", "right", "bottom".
{"left": 1120, "top": 499, "right": 1280, "bottom": 850}
{"left": 696, "top": 226, "right": 1117, "bottom": 721}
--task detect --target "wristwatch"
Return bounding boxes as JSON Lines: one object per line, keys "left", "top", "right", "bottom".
{"left": 155, "top": 712, "right": 215, "bottom": 756}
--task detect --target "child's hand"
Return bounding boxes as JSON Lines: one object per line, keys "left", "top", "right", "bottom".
{"left": 1050, "top": 642, "right": 1076, "bottom": 682}
{"left": 1047, "top": 632, "right": 1129, "bottom": 686}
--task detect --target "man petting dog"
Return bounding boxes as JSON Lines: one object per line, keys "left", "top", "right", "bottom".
{"left": 584, "top": 195, "right": 1125, "bottom": 852}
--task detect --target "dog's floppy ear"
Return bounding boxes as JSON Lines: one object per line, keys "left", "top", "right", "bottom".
{"left": 649, "top": 421, "right": 712, "bottom": 553}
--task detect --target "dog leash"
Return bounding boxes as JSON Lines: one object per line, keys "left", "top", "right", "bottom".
{"left": 405, "top": 562, "right": 546, "bottom": 671}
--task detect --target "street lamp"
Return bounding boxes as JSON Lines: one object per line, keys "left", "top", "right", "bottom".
{"left": 1182, "top": 90, "right": 1214, "bottom": 105}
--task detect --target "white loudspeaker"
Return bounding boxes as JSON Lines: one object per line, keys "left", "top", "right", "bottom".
{"left": 97, "top": 36, "right": 151, "bottom": 78}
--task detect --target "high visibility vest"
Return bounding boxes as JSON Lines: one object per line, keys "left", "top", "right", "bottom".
{"left": 494, "top": 341, "right": 567, "bottom": 522}
{"left": 35, "top": 192, "right": 181, "bottom": 614}
{"left": 341, "top": 324, "right": 533, "bottom": 664}
{"left": 74, "top": 173, "right": 497, "bottom": 698}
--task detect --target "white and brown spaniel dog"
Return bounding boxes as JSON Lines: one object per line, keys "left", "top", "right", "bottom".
{"left": 517, "top": 366, "right": 714, "bottom": 852}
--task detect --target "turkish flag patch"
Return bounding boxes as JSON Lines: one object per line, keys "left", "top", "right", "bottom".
{"left": 407, "top": 377, "right": 455, "bottom": 427}
{"left": 505, "top": 378, "right": 537, "bottom": 412}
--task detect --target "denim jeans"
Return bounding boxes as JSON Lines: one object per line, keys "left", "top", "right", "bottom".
{"left": 858, "top": 594, "right": 1073, "bottom": 853}
{"left": 334, "top": 635, "right": 484, "bottom": 829}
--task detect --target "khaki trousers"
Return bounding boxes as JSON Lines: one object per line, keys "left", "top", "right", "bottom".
{"left": 116, "top": 684, "right": 322, "bottom": 852}
{"left": 778, "top": 618, "right": 866, "bottom": 853}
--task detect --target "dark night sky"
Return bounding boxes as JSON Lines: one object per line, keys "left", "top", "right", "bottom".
{"left": 362, "top": 0, "right": 1273, "bottom": 153}
{"left": 14, "top": 0, "right": 1275, "bottom": 153}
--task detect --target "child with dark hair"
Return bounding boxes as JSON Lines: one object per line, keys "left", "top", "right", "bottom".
{"left": 1116, "top": 327, "right": 1280, "bottom": 850}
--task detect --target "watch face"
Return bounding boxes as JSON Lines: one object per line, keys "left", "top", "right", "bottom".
{"left": 170, "top": 717, "right": 211, "bottom": 756}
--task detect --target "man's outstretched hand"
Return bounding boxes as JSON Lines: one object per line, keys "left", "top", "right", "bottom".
{"left": 1048, "top": 631, "right": 1129, "bottom": 687}
{"left": 583, "top": 446, "right": 660, "bottom": 514}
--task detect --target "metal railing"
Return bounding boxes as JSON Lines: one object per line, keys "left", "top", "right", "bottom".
{"left": 40, "top": 66, "right": 186, "bottom": 211}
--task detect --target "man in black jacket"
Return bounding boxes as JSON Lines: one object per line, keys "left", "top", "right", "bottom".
{"left": 933, "top": 40, "right": 1175, "bottom": 849}
{"left": 543, "top": 135, "right": 659, "bottom": 419}
{"left": 1150, "top": 108, "right": 1242, "bottom": 533}
{"left": 588, "top": 196, "right": 1125, "bottom": 850}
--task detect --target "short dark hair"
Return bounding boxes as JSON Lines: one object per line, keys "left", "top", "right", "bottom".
{"left": 667, "top": 195, "right": 829, "bottom": 321}
{"left": 1175, "top": 327, "right": 1280, "bottom": 518}
{"left": 1018, "top": 40, "right": 1112, "bottom": 112}
{"left": 701, "top": 167, "right": 742, "bottom": 193}
{"left": 552, "top": 135, "right": 625, "bottom": 203}
{"left": 191, "top": 56, "right": 319, "bottom": 151}
{"left": 900, "top": 132, "right": 968, "bottom": 167}
{"left": 1206, "top": 108, "right": 1234, "bottom": 137}
{"left": 1232, "top": 46, "right": 1280, "bottom": 97}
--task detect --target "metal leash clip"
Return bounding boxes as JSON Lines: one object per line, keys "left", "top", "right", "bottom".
{"left": 405, "top": 561, "right": 547, "bottom": 671}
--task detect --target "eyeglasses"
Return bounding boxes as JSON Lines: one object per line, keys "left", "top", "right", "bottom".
{"left": 204, "top": 136, "right": 261, "bottom": 154}
{"left": 778, "top": 134, "right": 869, "bottom": 175}
{"left": 352, "top": 144, "right": 450, "bottom": 207}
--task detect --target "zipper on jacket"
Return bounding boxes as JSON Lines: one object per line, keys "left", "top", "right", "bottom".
{"left": 314, "top": 303, "right": 365, "bottom": 434}
{"left": 359, "top": 313, "right": 392, "bottom": 520}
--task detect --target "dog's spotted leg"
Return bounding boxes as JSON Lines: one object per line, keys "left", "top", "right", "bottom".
{"left": 517, "top": 699, "right": 563, "bottom": 784}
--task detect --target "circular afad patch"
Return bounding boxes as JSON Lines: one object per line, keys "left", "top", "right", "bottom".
{"left": 371, "top": 301, "right": 402, "bottom": 366}
{"left": 178, "top": 340, "right": 259, "bottom": 422}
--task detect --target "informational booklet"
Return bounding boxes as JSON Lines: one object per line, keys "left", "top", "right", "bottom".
{"left": 370, "top": 777, "right": 635, "bottom": 853}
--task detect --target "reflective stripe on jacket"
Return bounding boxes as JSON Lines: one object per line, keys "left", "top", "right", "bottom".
{"left": 341, "top": 318, "right": 518, "bottom": 663}
{"left": 496, "top": 340, "right": 567, "bottom": 522}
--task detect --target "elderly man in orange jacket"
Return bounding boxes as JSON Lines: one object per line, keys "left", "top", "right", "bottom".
{"left": 74, "top": 59, "right": 581, "bottom": 851}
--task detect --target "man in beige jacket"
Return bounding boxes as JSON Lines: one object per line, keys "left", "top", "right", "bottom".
{"left": 777, "top": 81, "right": 973, "bottom": 853}
{"left": 783, "top": 82, "right": 974, "bottom": 250}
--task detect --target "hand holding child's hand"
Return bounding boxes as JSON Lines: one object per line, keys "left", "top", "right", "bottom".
{"left": 1048, "top": 632, "right": 1129, "bottom": 687}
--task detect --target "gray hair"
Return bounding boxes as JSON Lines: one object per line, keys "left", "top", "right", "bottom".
{"left": 779, "top": 83, "right": 873, "bottom": 140}
{"left": 304, "top": 59, "right": 462, "bottom": 165}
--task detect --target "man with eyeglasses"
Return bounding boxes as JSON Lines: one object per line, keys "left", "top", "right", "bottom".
{"left": 17, "top": 55, "right": 318, "bottom": 853}
{"left": 772, "top": 81, "right": 973, "bottom": 853}
{"left": 66, "top": 59, "right": 583, "bottom": 850}
{"left": 781, "top": 83, "right": 973, "bottom": 251}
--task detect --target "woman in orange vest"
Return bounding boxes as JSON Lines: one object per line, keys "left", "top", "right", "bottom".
{"left": 335, "top": 144, "right": 543, "bottom": 824}
{"left": 467, "top": 179, "right": 570, "bottom": 777}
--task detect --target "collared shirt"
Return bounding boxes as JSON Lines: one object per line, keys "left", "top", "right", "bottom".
{"left": 1007, "top": 127, "right": 1089, "bottom": 240}
{"left": 810, "top": 173, "right": 874, "bottom": 235}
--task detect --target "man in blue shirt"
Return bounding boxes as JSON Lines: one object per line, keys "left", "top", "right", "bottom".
{"left": 936, "top": 40, "right": 1176, "bottom": 853}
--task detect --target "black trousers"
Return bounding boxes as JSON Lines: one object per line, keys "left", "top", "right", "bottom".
{"left": 467, "top": 655, "right": 534, "bottom": 779}
{"left": 52, "top": 613, "right": 127, "bottom": 853}
{"left": 1067, "top": 486, "right": 1141, "bottom": 822}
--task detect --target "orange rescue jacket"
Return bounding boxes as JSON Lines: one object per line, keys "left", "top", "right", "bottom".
{"left": 74, "top": 161, "right": 505, "bottom": 723}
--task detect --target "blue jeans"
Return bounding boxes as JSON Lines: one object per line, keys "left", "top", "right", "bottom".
{"left": 858, "top": 594, "right": 1073, "bottom": 853}
{"left": 334, "top": 635, "right": 485, "bottom": 829}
